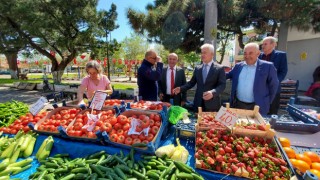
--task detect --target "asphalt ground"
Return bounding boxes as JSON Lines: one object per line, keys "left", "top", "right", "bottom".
{"left": 0, "top": 86, "right": 44, "bottom": 104}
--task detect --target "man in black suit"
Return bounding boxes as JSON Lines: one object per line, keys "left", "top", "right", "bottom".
{"left": 173, "top": 44, "right": 226, "bottom": 112}
{"left": 159, "top": 53, "right": 187, "bottom": 106}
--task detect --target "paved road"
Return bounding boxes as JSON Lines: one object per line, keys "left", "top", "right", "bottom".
{"left": 0, "top": 87, "right": 43, "bottom": 104}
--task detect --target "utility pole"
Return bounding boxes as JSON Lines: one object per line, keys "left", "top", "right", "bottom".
{"left": 204, "top": 0, "right": 218, "bottom": 61}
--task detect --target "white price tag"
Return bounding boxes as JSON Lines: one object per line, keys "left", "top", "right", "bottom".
{"left": 82, "top": 113, "right": 101, "bottom": 132}
{"left": 29, "top": 97, "right": 48, "bottom": 116}
{"left": 89, "top": 91, "right": 108, "bottom": 110}
{"left": 215, "top": 106, "right": 238, "bottom": 128}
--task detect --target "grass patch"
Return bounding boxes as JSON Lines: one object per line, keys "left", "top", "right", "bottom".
{"left": 0, "top": 78, "right": 137, "bottom": 90}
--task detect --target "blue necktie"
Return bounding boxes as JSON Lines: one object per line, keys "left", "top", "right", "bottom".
{"left": 202, "top": 64, "right": 208, "bottom": 83}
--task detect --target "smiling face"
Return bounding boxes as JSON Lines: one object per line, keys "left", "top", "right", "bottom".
{"left": 168, "top": 54, "right": 178, "bottom": 68}
{"left": 244, "top": 43, "right": 260, "bottom": 65}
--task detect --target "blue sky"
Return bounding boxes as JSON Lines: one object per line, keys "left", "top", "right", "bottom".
{"left": 97, "top": 0, "right": 154, "bottom": 42}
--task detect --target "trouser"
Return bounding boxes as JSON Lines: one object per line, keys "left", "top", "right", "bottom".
{"left": 234, "top": 98, "right": 255, "bottom": 110}
{"left": 268, "top": 93, "right": 280, "bottom": 115}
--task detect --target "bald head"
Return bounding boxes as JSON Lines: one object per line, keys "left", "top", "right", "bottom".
{"left": 145, "top": 49, "right": 158, "bottom": 65}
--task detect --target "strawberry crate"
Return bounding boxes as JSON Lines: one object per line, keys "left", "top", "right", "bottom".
{"left": 29, "top": 107, "right": 81, "bottom": 136}
{"left": 102, "top": 107, "right": 168, "bottom": 154}
{"left": 128, "top": 100, "right": 171, "bottom": 112}
{"left": 58, "top": 107, "right": 119, "bottom": 142}
{"left": 194, "top": 128, "right": 297, "bottom": 179}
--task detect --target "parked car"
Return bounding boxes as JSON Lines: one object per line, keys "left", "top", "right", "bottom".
{"left": 0, "top": 70, "right": 10, "bottom": 75}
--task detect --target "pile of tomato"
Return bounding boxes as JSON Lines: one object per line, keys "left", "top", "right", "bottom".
{"left": 195, "top": 128, "right": 291, "bottom": 179}
{"left": 0, "top": 111, "right": 48, "bottom": 134}
{"left": 36, "top": 108, "right": 80, "bottom": 133}
{"left": 198, "top": 114, "right": 225, "bottom": 129}
{"left": 104, "top": 99, "right": 129, "bottom": 106}
{"left": 130, "top": 100, "right": 170, "bottom": 111}
{"left": 66, "top": 109, "right": 116, "bottom": 138}
{"left": 108, "top": 113, "right": 162, "bottom": 146}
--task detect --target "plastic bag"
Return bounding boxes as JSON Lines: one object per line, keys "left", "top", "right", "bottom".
{"left": 168, "top": 106, "right": 188, "bottom": 125}
{"left": 171, "top": 138, "right": 189, "bottom": 163}
{"left": 155, "top": 144, "right": 175, "bottom": 158}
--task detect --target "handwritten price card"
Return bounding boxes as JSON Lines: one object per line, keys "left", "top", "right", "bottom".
{"left": 89, "top": 91, "right": 108, "bottom": 110}
{"left": 30, "top": 97, "right": 48, "bottom": 116}
{"left": 215, "top": 106, "right": 238, "bottom": 128}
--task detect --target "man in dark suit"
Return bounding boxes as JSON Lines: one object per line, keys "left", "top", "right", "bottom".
{"left": 173, "top": 44, "right": 226, "bottom": 112}
{"left": 159, "top": 53, "right": 187, "bottom": 106}
{"left": 259, "top": 36, "right": 288, "bottom": 115}
{"left": 137, "top": 49, "right": 163, "bottom": 101}
{"left": 227, "top": 43, "right": 279, "bottom": 115}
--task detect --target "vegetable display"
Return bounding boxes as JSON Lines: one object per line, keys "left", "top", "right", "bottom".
{"left": 0, "top": 100, "right": 29, "bottom": 127}
{"left": 29, "top": 149, "right": 204, "bottom": 180}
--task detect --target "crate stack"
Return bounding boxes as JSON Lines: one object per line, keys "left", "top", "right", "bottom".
{"left": 280, "top": 80, "right": 299, "bottom": 110}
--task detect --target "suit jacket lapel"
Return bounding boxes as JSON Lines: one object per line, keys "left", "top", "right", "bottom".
{"left": 253, "top": 60, "right": 261, "bottom": 89}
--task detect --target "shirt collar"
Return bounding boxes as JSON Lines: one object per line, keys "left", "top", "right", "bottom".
{"left": 168, "top": 66, "right": 176, "bottom": 70}
{"left": 244, "top": 60, "right": 257, "bottom": 67}
{"left": 204, "top": 60, "right": 213, "bottom": 67}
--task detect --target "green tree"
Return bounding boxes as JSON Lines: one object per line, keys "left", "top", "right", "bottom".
{"left": 127, "top": 0, "right": 319, "bottom": 51}
{"left": 0, "top": 0, "right": 119, "bottom": 83}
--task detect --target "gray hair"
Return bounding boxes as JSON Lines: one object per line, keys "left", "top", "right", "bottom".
{"left": 201, "top": 43, "right": 215, "bottom": 54}
{"left": 86, "top": 61, "right": 103, "bottom": 74}
{"left": 168, "top": 53, "right": 178, "bottom": 59}
{"left": 244, "top": 43, "right": 260, "bottom": 51}
{"left": 263, "top": 36, "right": 277, "bottom": 44}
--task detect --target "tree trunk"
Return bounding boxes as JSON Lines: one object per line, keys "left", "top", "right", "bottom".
{"left": 5, "top": 52, "right": 18, "bottom": 79}
{"left": 204, "top": 0, "right": 218, "bottom": 60}
{"left": 51, "top": 61, "right": 68, "bottom": 84}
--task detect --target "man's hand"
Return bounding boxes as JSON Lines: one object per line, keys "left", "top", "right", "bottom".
{"left": 203, "top": 91, "right": 214, "bottom": 100}
{"left": 159, "top": 93, "right": 164, "bottom": 100}
{"left": 172, "top": 87, "right": 181, "bottom": 95}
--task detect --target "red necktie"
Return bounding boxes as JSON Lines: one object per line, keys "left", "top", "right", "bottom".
{"left": 170, "top": 67, "right": 174, "bottom": 94}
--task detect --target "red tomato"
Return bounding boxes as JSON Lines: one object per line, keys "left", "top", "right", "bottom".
{"left": 88, "top": 132, "right": 96, "bottom": 138}
{"left": 123, "top": 130, "right": 129, "bottom": 137}
{"left": 100, "top": 115, "right": 108, "bottom": 121}
{"left": 96, "top": 121, "right": 103, "bottom": 127}
{"left": 146, "top": 133, "right": 154, "bottom": 141}
{"left": 151, "top": 126, "right": 159, "bottom": 135}
{"left": 131, "top": 134, "right": 139, "bottom": 139}
{"left": 117, "top": 129, "right": 124, "bottom": 135}
{"left": 122, "top": 123, "right": 130, "bottom": 131}
{"left": 117, "top": 115, "right": 128, "bottom": 125}
{"left": 104, "top": 123, "right": 112, "bottom": 133}
{"left": 135, "top": 125, "right": 143, "bottom": 132}
{"left": 68, "top": 130, "right": 75, "bottom": 136}
{"left": 155, "top": 121, "right": 161, "bottom": 127}
{"left": 74, "top": 130, "right": 83, "bottom": 136}
{"left": 139, "top": 115, "right": 146, "bottom": 120}
{"left": 138, "top": 134, "right": 146, "bottom": 141}
{"left": 23, "top": 126, "right": 30, "bottom": 132}
{"left": 149, "top": 120, "right": 155, "bottom": 127}
{"left": 149, "top": 114, "right": 155, "bottom": 120}
{"left": 60, "top": 110, "right": 68, "bottom": 115}
{"left": 60, "top": 120, "right": 68, "bottom": 126}
{"left": 10, "top": 129, "right": 17, "bottom": 134}
{"left": 63, "top": 114, "right": 70, "bottom": 119}
{"left": 109, "top": 117, "right": 117, "bottom": 125}
{"left": 114, "top": 123, "right": 122, "bottom": 130}
{"left": 154, "top": 114, "right": 161, "bottom": 121}
{"left": 141, "top": 117, "right": 150, "bottom": 128}
{"left": 117, "top": 135, "right": 125, "bottom": 143}
{"left": 110, "top": 134, "right": 118, "bottom": 142}
{"left": 124, "top": 137, "right": 133, "bottom": 145}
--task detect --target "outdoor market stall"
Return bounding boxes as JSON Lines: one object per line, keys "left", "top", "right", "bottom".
{"left": 0, "top": 97, "right": 319, "bottom": 180}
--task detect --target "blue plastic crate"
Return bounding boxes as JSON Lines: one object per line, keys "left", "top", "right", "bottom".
{"left": 269, "top": 114, "right": 320, "bottom": 133}
{"left": 102, "top": 107, "right": 169, "bottom": 154}
{"left": 287, "top": 104, "right": 319, "bottom": 124}
{"left": 175, "top": 118, "right": 197, "bottom": 139}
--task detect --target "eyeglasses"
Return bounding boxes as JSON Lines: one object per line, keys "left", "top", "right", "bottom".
{"left": 150, "top": 56, "right": 157, "bottom": 60}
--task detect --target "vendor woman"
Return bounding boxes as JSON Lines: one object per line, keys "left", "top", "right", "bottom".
{"left": 77, "top": 61, "right": 113, "bottom": 105}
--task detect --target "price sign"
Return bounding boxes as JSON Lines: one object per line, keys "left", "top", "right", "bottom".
{"left": 215, "top": 106, "right": 238, "bottom": 128}
{"left": 89, "top": 91, "right": 108, "bottom": 110}
{"left": 29, "top": 97, "right": 48, "bottom": 116}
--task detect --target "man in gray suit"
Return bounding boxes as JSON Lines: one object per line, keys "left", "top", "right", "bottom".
{"left": 173, "top": 44, "right": 226, "bottom": 112}
{"left": 159, "top": 53, "right": 187, "bottom": 106}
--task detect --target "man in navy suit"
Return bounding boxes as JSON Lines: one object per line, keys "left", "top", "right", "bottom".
{"left": 159, "top": 53, "right": 187, "bottom": 106}
{"left": 227, "top": 43, "right": 279, "bottom": 115}
{"left": 260, "top": 36, "right": 288, "bottom": 114}
{"left": 137, "top": 49, "right": 163, "bottom": 101}
{"left": 173, "top": 44, "right": 226, "bottom": 112}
